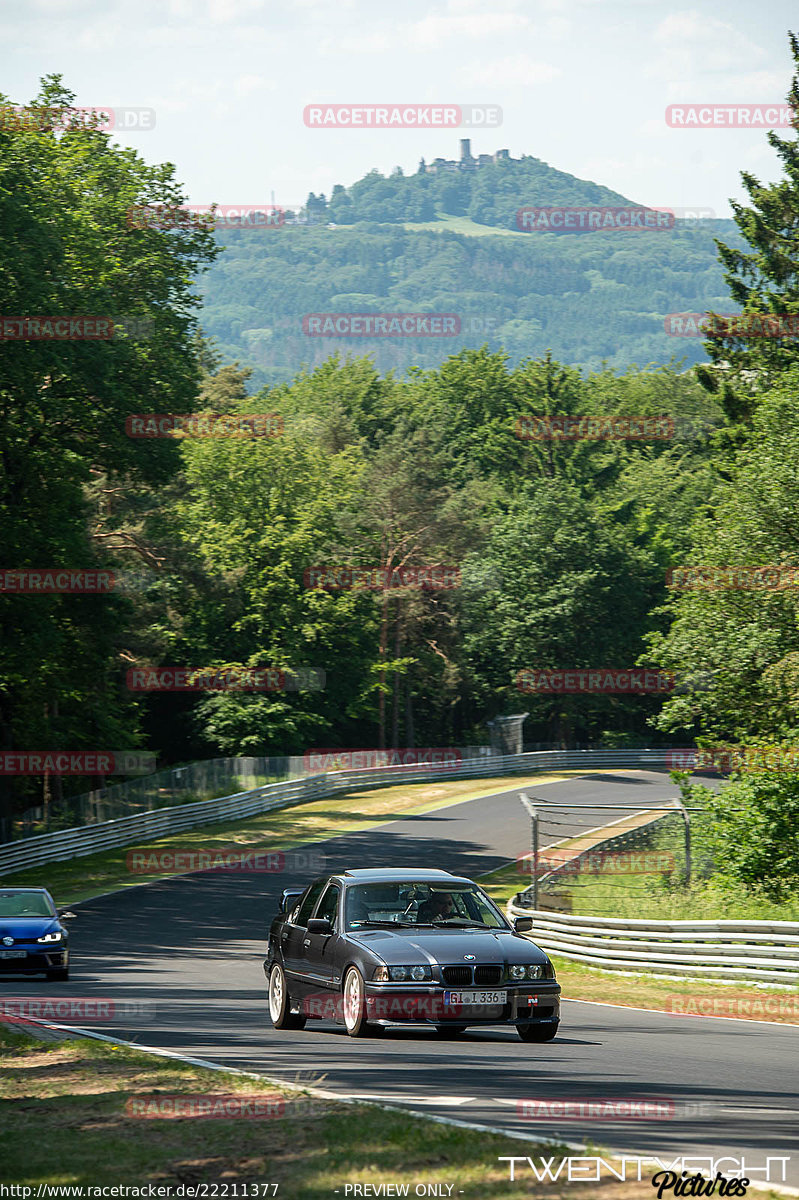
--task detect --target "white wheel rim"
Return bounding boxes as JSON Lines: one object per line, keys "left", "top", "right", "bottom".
{"left": 343, "top": 971, "right": 362, "bottom": 1031}
{"left": 269, "top": 965, "right": 283, "bottom": 1021}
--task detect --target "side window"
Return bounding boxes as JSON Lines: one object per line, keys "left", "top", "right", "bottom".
{"left": 314, "top": 884, "right": 340, "bottom": 928}
{"left": 294, "top": 879, "right": 326, "bottom": 927}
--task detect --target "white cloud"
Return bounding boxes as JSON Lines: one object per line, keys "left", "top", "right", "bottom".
{"left": 206, "top": 0, "right": 266, "bottom": 22}
{"left": 318, "top": 31, "right": 393, "bottom": 55}
{"left": 234, "top": 74, "right": 277, "bottom": 95}
{"left": 654, "top": 11, "right": 767, "bottom": 76}
{"left": 410, "top": 11, "right": 530, "bottom": 48}
{"left": 467, "top": 54, "right": 560, "bottom": 87}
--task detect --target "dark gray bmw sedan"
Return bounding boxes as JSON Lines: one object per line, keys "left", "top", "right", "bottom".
{"left": 264, "top": 868, "right": 560, "bottom": 1041}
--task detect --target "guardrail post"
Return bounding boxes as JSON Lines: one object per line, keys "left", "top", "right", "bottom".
{"left": 519, "top": 792, "right": 540, "bottom": 910}
{"left": 678, "top": 800, "right": 691, "bottom": 886}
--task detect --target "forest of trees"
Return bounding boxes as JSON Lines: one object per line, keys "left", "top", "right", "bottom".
{"left": 3, "top": 41, "right": 799, "bottom": 902}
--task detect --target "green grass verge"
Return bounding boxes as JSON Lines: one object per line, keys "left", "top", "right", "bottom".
{"left": 0, "top": 1024, "right": 602, "bottom": 1197}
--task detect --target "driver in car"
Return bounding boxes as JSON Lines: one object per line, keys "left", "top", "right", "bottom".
{"left": 416, "top": 890, "right": 456, "bottom": 922}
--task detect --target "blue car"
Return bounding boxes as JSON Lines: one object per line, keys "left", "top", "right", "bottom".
{"left": 0, "top": 888, "right": 74, "bottom": 980}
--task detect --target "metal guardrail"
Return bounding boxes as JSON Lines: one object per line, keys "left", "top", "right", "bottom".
{"left": 507, "top": 906, "right": 799, "bottom": 983}
{"left": 0, "top": 748, "right": 678, "bottom": 876}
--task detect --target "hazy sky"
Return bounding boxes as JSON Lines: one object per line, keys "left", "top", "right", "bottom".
{"left": 4, "top": 0, "right": 797, "bottom": 216}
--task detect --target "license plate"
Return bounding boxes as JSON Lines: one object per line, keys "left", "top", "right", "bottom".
{"left": 0, "top": 950, "right": 27, "bottom": 959}
{"left": 444, "top": 990, "right": 507, "bottom": 1005}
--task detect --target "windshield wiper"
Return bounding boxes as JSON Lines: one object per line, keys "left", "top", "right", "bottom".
{"left": 430, "top": 918, "right": 491, "bottom": 927}
{"left": 356, "top": 919, "right": 419, "bottom": 928}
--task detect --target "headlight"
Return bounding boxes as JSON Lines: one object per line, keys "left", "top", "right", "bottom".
{"left": 373, "top": 966, "right": 389, "bottom": 981}
{"left": 385, "top": 965, "right": 432, "bottom": 982}
{"left": 510, "top": 964, "right": 527, "bottom": 979}
{"left": 526, "top": 965, "right": 543, "bottom": 979}
{"left": 37, "top": 932, "right": 63, "bottom": 943}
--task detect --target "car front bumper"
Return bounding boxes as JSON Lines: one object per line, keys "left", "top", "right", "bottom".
{"left": 362, "top": 982, "right": 561, "bottom": 1026}
{"left": 0, "top": 947, "right": 68, "bottom": 974}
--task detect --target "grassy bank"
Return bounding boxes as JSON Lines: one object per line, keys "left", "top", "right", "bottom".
{"left": 0, "top": 1023, "right": 675, "bottom": 1199}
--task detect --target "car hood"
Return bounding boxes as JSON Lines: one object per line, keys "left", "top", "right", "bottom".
{"left": 350, "top": 927, "right": 548, "bottom": 966}
{"left": 0, "top": 917, "right": 61, "bottom": 940}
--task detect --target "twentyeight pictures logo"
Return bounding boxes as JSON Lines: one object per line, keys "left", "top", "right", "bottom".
{"left": 303, "top": 104, "right": 502, "bottom": 128}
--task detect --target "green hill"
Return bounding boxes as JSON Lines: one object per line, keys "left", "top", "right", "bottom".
{"left": 197, "top": 151, "right": 744, "bottom": 387}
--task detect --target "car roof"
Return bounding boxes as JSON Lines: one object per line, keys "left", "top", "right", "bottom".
{"left": 338, "top": 869, "right": 470, "bottom": 884}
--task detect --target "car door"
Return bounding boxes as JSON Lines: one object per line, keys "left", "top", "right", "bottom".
{"left": 304, "top": 882, "right": 341, "bottom": 996}
{"left": 280, "top": 878, "right": 326, "bottom": 1000}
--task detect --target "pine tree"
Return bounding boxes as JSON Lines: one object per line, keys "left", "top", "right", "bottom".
{"left": 699, "top": 32, "right": 799, "bottom": 421}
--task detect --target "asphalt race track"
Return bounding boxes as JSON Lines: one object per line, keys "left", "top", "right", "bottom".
{"left": 3, "top": 770, "right": 798, "bottom": 1188}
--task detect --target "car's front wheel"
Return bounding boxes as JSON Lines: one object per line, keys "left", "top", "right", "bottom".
{"left": 342, "top": 966, "right": 371, "bottom": 1037}
{"left": 518, "top": 1021, "right": 559, "bottom": 1042}
{"left": 268, "top": 962, "right": 306, "bottom": 1030}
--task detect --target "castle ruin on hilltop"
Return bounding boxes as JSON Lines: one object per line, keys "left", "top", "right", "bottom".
{"left": 421, "top": 139, "right": 514, "bottom": 174}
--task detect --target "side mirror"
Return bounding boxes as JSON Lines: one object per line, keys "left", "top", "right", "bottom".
{"left": 513, "top": 916, "right": 533, "bottom": 933}
{"left": 59, "top": 911, "right": 77, "bottom": 920}
{"left": 307, "top": 916, "right": 333, "bottom": 935}
{"left": 280, "top": 889, "right": 304, "bottom": 913}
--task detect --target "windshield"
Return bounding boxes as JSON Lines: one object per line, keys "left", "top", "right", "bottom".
{"left": 344, "top": 881, "right": 507, "bottom": 931}
{"left": 0, "top": 892, "right": 55, "bottom": 918}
